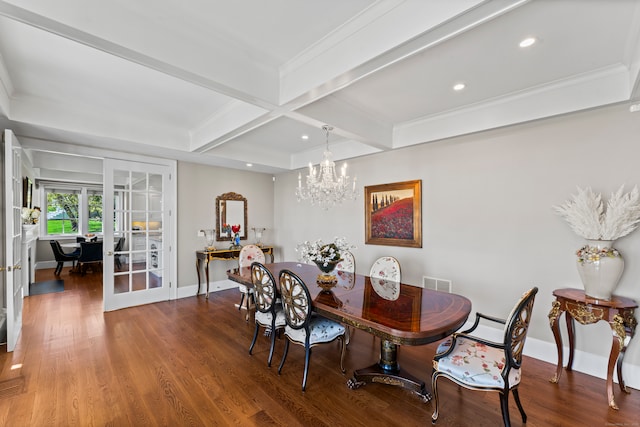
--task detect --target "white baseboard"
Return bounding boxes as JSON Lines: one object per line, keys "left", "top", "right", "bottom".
{"left": 178, "top": 280, "right": 239, "bottom": 299}
{"left": 36, "top": 261, "right": 57, "bottom": 270}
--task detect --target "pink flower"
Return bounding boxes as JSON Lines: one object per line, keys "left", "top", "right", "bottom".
{"left": 451, "top": 355, "right": 465, "bottom": 366}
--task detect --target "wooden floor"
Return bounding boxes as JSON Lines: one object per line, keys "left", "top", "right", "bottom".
{"left": 1, "top": 268, "right": 639, "bottom": 426}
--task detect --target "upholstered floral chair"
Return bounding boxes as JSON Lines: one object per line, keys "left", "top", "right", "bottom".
{"left": 249, "top": 262, "right": 286, "bottom": 367}
{"left": 431, "top": 287, "right": 538, "bottom": 427}
{"left": 278, "top": 269, "right": 347, "bottom": 391}
{"left": 237, "top": 245, "right": 266, "bottom": 316}
{"left": 369, "top": 256, "right": 401, "bottom": 282}
{"left": 336, "top": 250, "right": 355, "bottom": 273}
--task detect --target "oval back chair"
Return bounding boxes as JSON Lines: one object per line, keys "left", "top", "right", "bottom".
{"left": 369, "top": 256, "right": 401, "bottom": 282}
{"left": 278, "top": 269, "right": 347, "bottom": 391}
{"left": 236, "top": 245, "right": 266, "bottom": 316}
{"left": 431, "top": 287, "right": 538, "bottom": 426}
{"left": 336, "top": 250, "right": 355, "bottom": 273}
{"left": 249, "top": 262, "right": 286, "bottom": 366}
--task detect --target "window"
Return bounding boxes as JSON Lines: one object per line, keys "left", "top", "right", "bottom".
{"left": 43, "top": 184, "right": 103, "bottom": 236}
{"left": 88, "top": 192, "right": 103, "bottom": 233}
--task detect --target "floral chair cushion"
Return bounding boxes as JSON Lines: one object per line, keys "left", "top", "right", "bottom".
{"left": 435, "top": 336, "right": 521, "bottom": 389}
{"left": 255, "top": 307, "right": 287, "bottom": 329}
{"left": 285, "top": 316, "right": 346, "bottom": 345}
{"left": 369, "top": 256, "right": 401, "bottom": 282}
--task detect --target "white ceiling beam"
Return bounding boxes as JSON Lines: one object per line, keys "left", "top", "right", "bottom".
{"left": 279, "top": 0, "right": 527, "bottom": 105}
{"left": 293, "top": 95, "right": 393, "bottom": 150}
{"left": 190, "top": 101, "right": 270, "bottom": 152}
{"left": 395, "top": 65, "right": 631, "bottom": 147}
{"left": 0, "top": 0, "right": 280, "bottom": 107}
{"left": 625, "top": 0, "right": 640, "bottom": 100}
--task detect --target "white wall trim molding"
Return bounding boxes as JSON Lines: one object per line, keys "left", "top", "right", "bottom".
{"left": 177, "top": 280, "right": 239, "bottom": 299}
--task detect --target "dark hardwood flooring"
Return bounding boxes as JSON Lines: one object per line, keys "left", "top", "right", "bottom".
{"left": 0, "top": 267, "right": 638, "bottom": 426}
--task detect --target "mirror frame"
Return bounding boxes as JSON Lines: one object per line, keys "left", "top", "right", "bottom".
{"left": 215, "top": 192, "right": 248, "bottom": 241}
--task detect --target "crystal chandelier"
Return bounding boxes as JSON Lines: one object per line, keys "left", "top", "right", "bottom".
{"left": 295, "top": 125, "right": 358, "bottom": 210}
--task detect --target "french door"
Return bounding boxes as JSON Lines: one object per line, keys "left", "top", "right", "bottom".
{"left": 103, "top": 159, "right": 172, "bottom": 311}
{"left": 2, "top": 129, "right": 23, "bottom": 351}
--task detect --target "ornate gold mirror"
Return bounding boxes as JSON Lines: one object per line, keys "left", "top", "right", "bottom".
{"left": 215, "top": 192, "right": 248, "bottom": 241}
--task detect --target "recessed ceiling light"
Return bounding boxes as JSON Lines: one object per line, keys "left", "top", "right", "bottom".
{"left": 519, "top": 37, "right": 536, "bottom": 48}
{"left": 301, "top": 134, "right": 309, "bottom": 140}
{"left": 453, "top": 83, "right": 466, "bottom": 91}
{"left": 246, "top": 163, "right": 253, "bottom": 167}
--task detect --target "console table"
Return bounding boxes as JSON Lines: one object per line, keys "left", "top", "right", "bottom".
{"left": 195, "top": 246, "right": 273, "bottom": 298}
{"left": 548, "top": 288, "right": 637, "bottom": 410}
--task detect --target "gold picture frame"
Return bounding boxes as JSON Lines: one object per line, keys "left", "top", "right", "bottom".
{"left": 365, "top": 180, "right": 422, "bottom": 248}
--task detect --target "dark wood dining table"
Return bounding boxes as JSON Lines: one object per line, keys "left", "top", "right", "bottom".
{"left": 227, "top": 262, "right": 472, "bottom": 401}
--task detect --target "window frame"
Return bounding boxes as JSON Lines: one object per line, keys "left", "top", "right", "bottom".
{"left": 41, "top": 183, "right": 105, "bottom": 238}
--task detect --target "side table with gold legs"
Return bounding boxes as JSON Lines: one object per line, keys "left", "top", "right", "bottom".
{"left": 548, "top": 288, "right": 637, "bottom": 410}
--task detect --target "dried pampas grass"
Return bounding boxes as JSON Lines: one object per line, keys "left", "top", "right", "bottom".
{"left": 554, "top": 185, "right": 640, "bottom": 240}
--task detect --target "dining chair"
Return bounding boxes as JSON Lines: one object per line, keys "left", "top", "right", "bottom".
{"left": 237, "top": 244, "right": 266, "bottom": 315}
{"left": 335, "top": 250, "right": 355, "bottom": 273}
{"left": 114, "top": 237, "right": 126, "bottom": 270}
{"left": 369, "top": 256, "right": 401, "bottom": 282}
{"left": 431, "top": 287, "right": 538, "bottom": 427}
{"left": 77, "top": 241, "right": 104, "bottom": 275}
{"left": 278, "top": 269, "right": 347, "bottom": 391}
{"left": 49, "top": 240, "right": 81, "bottom": 275}
{"left": 249, "top": 262, "right": 286, "bottom": 366}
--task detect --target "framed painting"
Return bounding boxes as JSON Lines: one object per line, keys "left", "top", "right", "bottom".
{"left": 365, "top": 180, "right": 422, "bottom": 248}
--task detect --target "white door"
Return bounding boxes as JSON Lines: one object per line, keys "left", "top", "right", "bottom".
{"left": 1, "top": 129, "right": 23, "bottom": 351}
{"left": 103, "top": 159, "right": 172, "bottom": 311}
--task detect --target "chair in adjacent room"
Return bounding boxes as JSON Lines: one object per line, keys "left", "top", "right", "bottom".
{"left": 77, "top": 241, "right": 104, "bottom": 275}
{"left": 49, "top": 240, "right": 81, "bottom": 275}
{"left": 114, "top": 236, "right": 125, "bottom": 270}
{"left": 431, "top": 287, "right": 538, "bottom": 427}
{"left": 249, "top": 262, "right": 286, "bottom": 367}
{"left": 369, "top": 256, "right": 401, "bottom": 282}
{"left": 237, "top": 244, "right": 266, "bottom": 315}
{"left": 277, "top": 269, "right": 347, "bottom": 391}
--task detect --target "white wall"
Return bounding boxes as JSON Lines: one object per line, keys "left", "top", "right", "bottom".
{"left": 176, "top": 162, "right": 275, "bottom": 291}
{"left": 273, "top": 102, "right": 640, "bottom": 387}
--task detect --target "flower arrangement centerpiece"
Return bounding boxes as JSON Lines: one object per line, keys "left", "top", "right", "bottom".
{"left": 553, "top": 185, "right": 640, "bottom": 299}
{"left": 222, "top": 223, "right": 242, "bottom": 248}
{"left": 21, "top": 206, "right": 41, "bottom": 225}
{"left": 296, "top": 237, "right": 355, "bottom": 288}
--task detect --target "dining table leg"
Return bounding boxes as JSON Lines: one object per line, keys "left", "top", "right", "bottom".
{"left": 347, "top": 339, "right": 431, "bottom": 402}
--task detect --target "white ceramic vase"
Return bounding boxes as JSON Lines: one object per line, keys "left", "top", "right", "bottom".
{"left": 576, "top": 239, "right": 624, "bottom": 300}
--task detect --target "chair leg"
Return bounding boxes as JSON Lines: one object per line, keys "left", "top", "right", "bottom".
{"left": 302, "top": 344, "right": 311, "bottom": 391}
{"left": 249, "top": 323, "right": 260, "bottom": 355}
{"left": 238, "top": 293, "right": 245, "bottom": 311}
{"left": 431, "top": 373, "right": 440, "bottom": 424}
{"left": 499, "top": 391, "right": 511, "bottom": 427}
{"left": 278, "top": 340, "right": 290, "bottom": 375}
{"left": 267, "top": 324, "right": 278, "bottom": 367}
{"left": 512, "top": 388, "right": 527, "bottom": 423}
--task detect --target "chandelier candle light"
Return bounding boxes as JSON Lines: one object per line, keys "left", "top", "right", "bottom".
{"left": 295, "top": 125, "right": 358, "bottom": 210}
{"left": 554, "top": 185, "right": 640, "bottom": 300}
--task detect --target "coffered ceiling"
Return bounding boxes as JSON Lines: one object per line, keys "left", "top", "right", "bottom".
{"left": 1, "top": 0, "right": 640, "bottom": 180}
